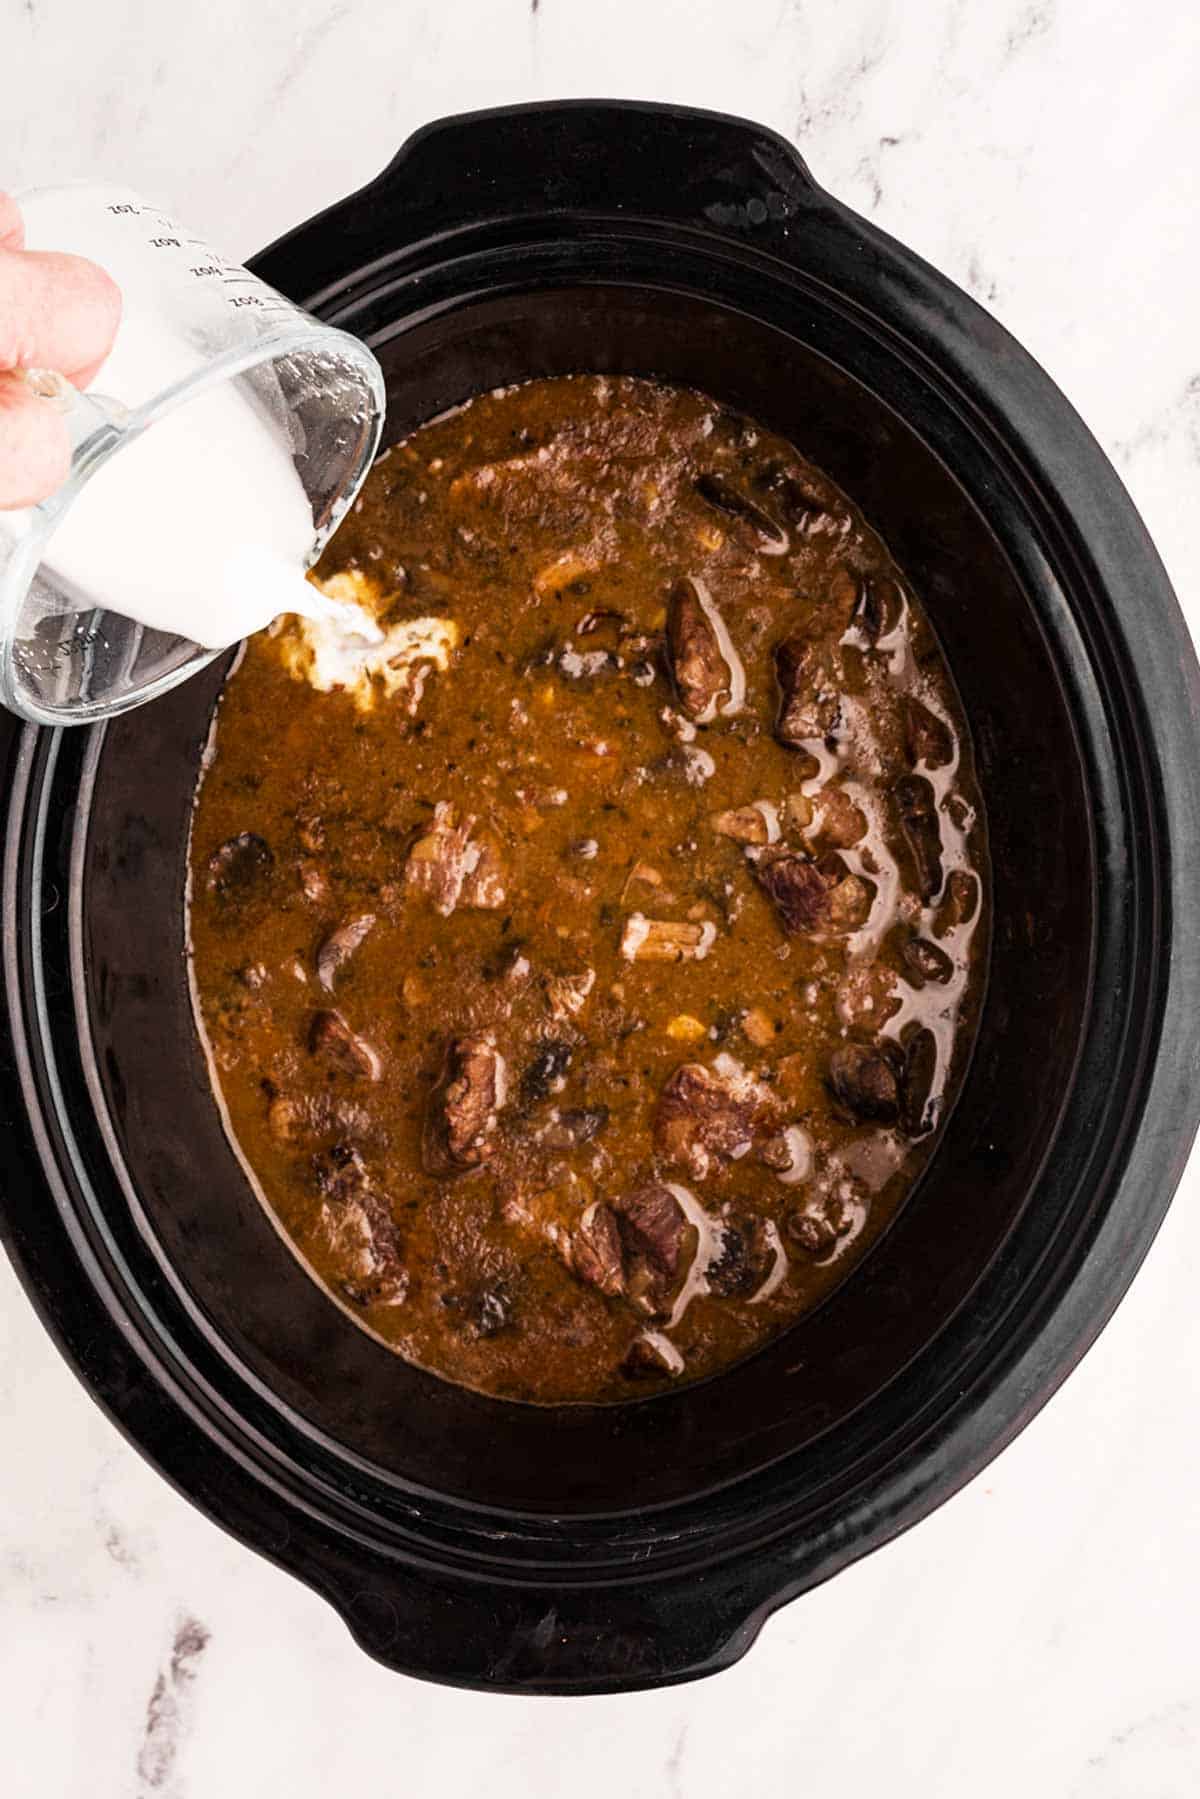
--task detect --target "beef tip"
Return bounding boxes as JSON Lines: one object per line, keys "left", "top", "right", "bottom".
{"left": 813, "top": 786, "right": 867, "bottom": 849}
{"left": 666, "top": 578, "right": 728, "bottom": 723}
{"left": 620, "top": 915, "right": 717, "bottom": 962}
{"left": 308, "top": 1009, "right": 383, "bottom": 1081}
{"left": 827, "top": 1043, "right": 900, "bottom": 1124}
{"left": 545, "top": 967, "right": 596, "bottom": 1023}
{"left": 711, "top": 805, "right": 774, "bottom": 845}
{"left": 706, "top": 1215, "right": 773, "bottom": 1298}
{"left": 935, "top": 868, "right": 979, "bottom": 936}
{"left": 900, "top": 1027, "right": 939, "bottom": 1138}
{"left": 750, "top": 846, "right": 843, "bottom": 934}
{"left": 774, "top": 636, "right": 839, "bottom": 747}
{"left": 786, "top": 1210, "right": 839, "bottom": 1255}
{"left": 615, "top": 1184, "right": 687, "bottom": 1278}
{"left": 519, "top": 1037, "right": 573, "bottom": 1104}
{"left": 572, "top": 1203, "right": 625, "bottom": 1297}
{"left": 895, "top": 773, "right": 944, "bottom": 900}
{"left": 543, "top": 1105, "right": 609, "bottom": 1150}
{"left": 655, "top": 1060, "right": 768, "bottom": 1181}
{"left": 900, "top": 935, "right": 954, "bottom": 985}
{"left": 693, "top": 471, "right": 788, "bottom": 551}
{"left": 826, "top": 871, "right": 873, "bottom": 932}
{"left": 620, "top": 1335, "right": 679, "bottom": 1380}
{"left": 206, "top": 831, "right": 273, "bottom": 898}
{"left": 312, "top": 1147, "right": 408, "bottom": 1306}
{"left": 904, "top": 697, "right": 954, "bottom": 769}
{"left": 423, "top": 1034, "right": 507, "bottom": 1175}
{"left": 316, "top": 913, "right": 376, "bottom": 991}
{"left": 405, "top": 803, "right": 475, "bottom": 916}
{"left": 853, "top": 573, "right": 904, "bottom": 643}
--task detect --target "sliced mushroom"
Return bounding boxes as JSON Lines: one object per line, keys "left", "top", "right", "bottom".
{"left": 895, "top": 773, "right": 943, "bottom": 900}
{"left": 666, "top": 578, "right": 728, "bottom": 723}
{"left": 694, "top": 471, "right": 787, "bottom": 551}
{"left": 316, "top": 913, "right": 376, "bottom": 991}
{"left": 900, "top": 1027, "right": 939, "bottom": 1138}
{"left": 423, "top": 1034, "right": 506, "bottom": 1175}
{"left": 206, "top": 832, "right": 273, "bottom": 898}
{"left": 827, "top": 1043, "right": 900, "bottom": 1123}
{"left": 935, "top": 869, "right": 979, "bottom": 936}
{"left": 853, "top": 573, "right": 904, "bottom": 643}
{"left": 904, "top": 697, "right": 954, "bottom": 769}
{"left": 706, "top": 1215, "right": 774, "bottom": 1297}
{"left": 900, "top": 935, "right": 954, "bottom": 985}
{"left": 308, "top": 1009, "right": 383, "bottom": 1081}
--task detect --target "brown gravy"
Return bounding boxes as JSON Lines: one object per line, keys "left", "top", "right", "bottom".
{"left": 188, "top": 375, "right": 988, "bottom": 1403}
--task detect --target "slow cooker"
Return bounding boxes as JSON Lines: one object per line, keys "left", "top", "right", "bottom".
{"left": 2, "top": 101, "right": 1198, "bottom": 1693}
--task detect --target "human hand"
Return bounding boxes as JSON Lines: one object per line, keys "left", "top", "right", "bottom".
{"left": 0, "top": 191, "right": 121, "bottom": 508}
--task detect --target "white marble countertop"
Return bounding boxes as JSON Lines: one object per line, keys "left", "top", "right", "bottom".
{"left": 3, "top": 1, "right": 1200, "bottom": 1792}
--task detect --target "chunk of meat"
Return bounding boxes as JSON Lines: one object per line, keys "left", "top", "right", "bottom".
{"left": 206, "top": 832, "right": 273, "bottom": 898}
{"left": 812, "top": 786, "right": 867, "bottom": 848}
{"left": 895, "top": 773, "right": 944, "bottom": 900}
{"left": 405, "top": 804, "right": 476, "bottom": 916}
{"left": 545, "top": 967, "right": 595, "bottom": 1023}
{"left": 316, "top": 913, "right": 376, "bottom": 991}
{"left": 655, "top": 1060, "right": 769, "bottom": 1181}
{"left": 311, "top": 1145, "right": 408, "bottom": 1307}
{"left": 711, "top": 805, "right": 772, "bottom": 845}
{"left": 827, "top": 1043, "right": 900, "bottom": 1123}
{"left": 620, "top": 914, "right": 717, "bottom": 962}
{"left": 405, "top": 805, "right": 508, "bottom": 916}
{"left": 616, "top": 1183, "right": 687, "bottom": 1278}
{"left": 693, "top": 471, "right": 787, "bottom": 550}
{"left": 750, "top": 847, "right": 844, "bottom": 935}
{"left": 667, "top": 578, "right": 728, "bottom": 722}
{"left": 572, "top": 1203, "right": 625, "bottom": 1296}
{"left": 423, "top": 1035, "right": 507, "bottom": 1175}
{"left": 826, "top": 871, "right": 873, "bottom": 932}
{"left": 308, "top": 1009, "right": 383, "bottom": 1081}
{"left": 774, "top": 636, "right": 839, "bottom": 746}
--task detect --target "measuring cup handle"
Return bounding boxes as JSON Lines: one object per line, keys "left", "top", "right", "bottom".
{"left": 17, "top": 369, "right": 129, "bottom": 506}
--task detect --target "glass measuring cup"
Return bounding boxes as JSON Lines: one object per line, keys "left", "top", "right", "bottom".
{"left": 0, "top": 184, "right": 385, "bottom": 726}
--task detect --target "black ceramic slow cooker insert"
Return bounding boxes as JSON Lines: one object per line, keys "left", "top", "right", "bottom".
{"left": 2, "top": 102, "right": 1198, "bottom": 1694}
